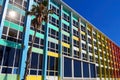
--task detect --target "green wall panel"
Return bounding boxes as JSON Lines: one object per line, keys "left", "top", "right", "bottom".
{"left": 50, "top": 0, "right": 59, "bottom": 9}
{"left": 4, "top": 20, "right": 23, "bottom": 32}
{"left": 30, "top": 30, "right": 44, "bottom": 39}
{"left": 62, "top": 19, "right": 69, "bottom": 26}
{"left": 62, "top": 30, "right": 70, "bottom": 37}
{"left": 48, "top": 23, "right": 59, "bottom": 31}
{"left": 8, "top": 4, "right": 25, "bottom": 16}
{"left": 73, "top": 26, "right": 78, "bottom": 31}
{"left": 48, "top": 37, "right": 58, "bottom": 44}
{"left": 72, "top": 17, "right": 78, "bottom": 22}
{"left": 0, "top": 74, "right": 19, "bottom": 80}
{"left": 29, "top": 46, "right": 43, "bottom": 54}
{"left": 0, "top": 39, "right": 21, "bottom": 49}
{"left": 49, "top": 14, "right": 59, "bottom": 20}
{"left": 62, "top": 10, "right": 69, "bottom": 16}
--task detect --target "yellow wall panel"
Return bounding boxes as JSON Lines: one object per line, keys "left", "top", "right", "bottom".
{"left": 48, "top": 51, "right": 59, "bottom": 58}
{"left": 27, "top": 75, "right": 42, "bottom": 80}
{"left": 81, "top": 31, "right": 85, "bottom": 35}
{"left": 62, "top": 42, "right": 70, "bottom": 48}
{"left": 73, "top": 36, "right": 79, "bottom": 41}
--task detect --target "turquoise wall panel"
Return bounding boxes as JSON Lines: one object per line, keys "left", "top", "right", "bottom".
{"left": 48, "top": 23, "right": 59, "bottom": 31}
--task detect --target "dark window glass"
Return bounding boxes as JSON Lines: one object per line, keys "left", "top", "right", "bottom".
{"left": 50, "top": 57, "right": 54, "bottom": 70}
{"left": 0, "top": 46, "right": 4, "bottom": 65}
{"left": 14, "top": 49, "right": 20, "bottom": 67}
{"left": 30, "top": 70, "right": 37, "bottom": 75}
{"left": 8, "top": 28, "right": 17, "bottom": 38}
{"left": 2, "top": 26, "right": 8, "bottom": 35}
{"left": 90, "top": 64, "right": 96, "bottom": 78}
{"left": 74, "top": 60, "right": 81, "bottom": 77}
{"left": 64, "top": 57, "right": 72, "bottom": 77}
{"left": 3, "top": 47, "right": 15, "bottom": 66}
{"left": 39, "top": 54, "right": 43, "bottom": 69}
{"left": 31, "top": 53, "right": 38, "bottom": 69}
{"left": 2, "top": 67, "right": 12, "bottom": 74}
{"left": 83, "top": 62, "right": 89, "bottom": 77}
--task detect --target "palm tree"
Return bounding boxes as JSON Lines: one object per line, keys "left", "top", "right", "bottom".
{"left": 24, "top": 1, "right": 54, "bottom": 80}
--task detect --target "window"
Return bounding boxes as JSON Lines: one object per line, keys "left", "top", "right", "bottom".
{"left": 94, "top": 41, "right": 97, "bottom": 47}
{"left": 30, "top": 52, "right": 43, "bottom": 75}
{"left": 81, "top": 34, "right": 86, "bottom": 41}
{"left": 73, "top": 20, "right": 78, "bottom": 27}
{"left": 94, "top": 49, "right": 98, "bottom": 55}
{"left": 0, "top": 46, "right": 4, "bottom": 65}
{"left": 5, "top": 9, "right": 25, "bottom": 26}
{"left": 50, "top": 4, "right": 59, "bottom": 15}
{"left": 89, "top": 56, "right": 94, "bottom": 62}
{"left": 90, "top": 64, "right": 96, "bottom": 77}
{"left": 62, "top": 46, "right": 70, "bottom": 56}
{"left": 81, "top": 25, "right": 86, "bottom": 32}
{"left": 49, "top": 16, "right": 59, "bottom": 27}
{"left": 73, "top": 29, "right": 79, "bottom": 37}
{"left": 88, "top": 38, "right": 92, "bottom": 44}
{"left": 62, "top": 23, "right": 70, "bottom": 32}
{"left": 82, "top": 53, "right": 87, "bottom": 60}
{"left": 95, "top": 58, "right": 98, "bottom": 63}
{"left": 47, "top": 56, "right": 58, "bottom": 76}
{"left": 9, "top": 0, "right": 27, "bottom": 10}
{"left": 48, "top": 41, "right": 58, "bottom": 53}
{"left": 96, "top": 66, "right": 100, "bottom": 77}
{"left": 83, "top": 62, "right": 89, "bottom": 77}
{"left": 74, "top": 50, "right": 80, "bottom": 58}
{"left": 64, "top": 57, "right": 72, "bottom": 77}
{"left": 73, "top": 40, "right": 79, "bottom": 47}
{"left": 74, "top": 60, "right": 81, "bottom": 77}
{"left": 29, "top": 35, "right": 44, "bottom": 49}
{"left": 93, "top": 34, "right": 97, "bottom": 39}
{"left": 89, "top": 47, "right": 92, "bottom": 53}
{"left": 62, "top": 35, "right": 70, "bottom": 44}
{"left": 1, "top": 47, "right": 20, "bottom": 74}
{"left": 87, "top": 30, "right": 91, "bottom": 36}
{"left": 62, "top": 13, "right": 70, "bottom": 22}
{"left": 49, "top": 28, "right": 59, "bottom": 39}
{"left": 82, "top": 43, "right": 86, "bottom": 50}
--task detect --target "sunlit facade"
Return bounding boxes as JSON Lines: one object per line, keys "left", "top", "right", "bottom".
{"left": 0, "top": 0, "right": 120, "bottom": 80}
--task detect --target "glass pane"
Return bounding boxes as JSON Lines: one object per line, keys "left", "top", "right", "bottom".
{"left": 83, "top": 62, "right": 89, "bottom": 77}
{"left": 64, "top": 57, "right": 72, "bottom": 77}
{"left": 0, "top": 46, "right": 4, "bottom": 65}
{"left": 31, "top": 53, "right": 38, "bottom": 69}
{"left": 90, "top": 64, "right": 96, "bottom": 78}
{"left": 74, "top": 60, "right": 81, "bottom": 77}
{"left": 3, "top": 47, "right": 15, "bottom": 66}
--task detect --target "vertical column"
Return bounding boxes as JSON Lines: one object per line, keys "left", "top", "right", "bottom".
{"left": 0, "top": 0, "right": 9, "bottom": 38}
{"left": 18, "top": 0, "right": 33, "bottom": 80}
{"left": 78, "top": 18, "right": 82, "bottom": 78}
{"left": 78, "top": 18, "right": 81, "bottom": 59}
{"left": 70, "top": 12, "right": 73, "bottom": 57}
{"left": 58, "top": 4, "right": 63, "bottom": 80}
{"left": 70, "top": 12, "right": 74, "bottom": 79}
{"left": 85, "top": 24, "right": 91, "bottom": 78}
{"left": 96, "top": 32, "right": 102, "bottom": 80}
{"left": 42, "top": 0, "right": 50, "bottom": 80}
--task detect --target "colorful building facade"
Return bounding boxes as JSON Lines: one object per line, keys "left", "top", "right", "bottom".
{"left": 0, "top": 0, "right": 120, "bottom": 80}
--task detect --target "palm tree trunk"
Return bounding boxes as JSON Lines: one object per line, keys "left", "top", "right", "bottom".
{"left": 23, "top": 28, "right": 37, "bottom": 80}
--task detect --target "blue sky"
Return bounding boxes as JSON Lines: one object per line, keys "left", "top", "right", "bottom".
{"left": 63, "top": 0, "right": 120, "bottom": 46}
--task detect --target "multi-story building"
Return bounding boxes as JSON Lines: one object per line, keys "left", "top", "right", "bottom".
{"left": 0, "top": 0, "right": 120, "bottom": 80}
